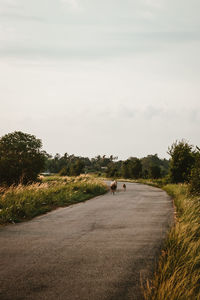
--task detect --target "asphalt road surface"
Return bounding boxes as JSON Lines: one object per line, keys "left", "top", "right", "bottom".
{"left": 0, "top": 182, "right": 174, "bottom": 300}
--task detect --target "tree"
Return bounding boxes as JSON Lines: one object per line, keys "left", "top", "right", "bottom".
{"left": 0, "top": 131, "right": 46, "bottom": 185}
{"left": 121, "top": 160, "right": 131, "bottom": 179}
{"left": 106, "top": 162, "right": 120, "bottom": 178}
{"left": 69, "top": 158, "right": 85, "bottom": 176}
{"left": 148, "top": 165, "right": 161, "bottom": 179}
{"left": 121, "top": 158, "right": 142, "bottom": 179}
{"left": 129, "top": 157, "right": 142, "bottom": 179}
{"left": 141, "top": 154, "right": 169, "bottom": 178}
{"left": 59, "top": 166, "right": 69, "bottom": 176}
{"left": 168, "top": 140, "right": 195, "bottom": 183}
{"left": 189, "top": 147, "right": 200, "bottom": 194}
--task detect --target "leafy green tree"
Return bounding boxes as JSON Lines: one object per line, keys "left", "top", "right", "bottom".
{"left": 106, "top": 162, "right": 121, "bottom": 178}
{"left": 189, "top": 147, "right": 200, "bottom": 194}
{"left": 168, "top": 140, "right": 195, "bottom": 183}
{"left": 69, "top": 159, "right": 85, "bottom": 176}
{"left": 121, "top": 158, "right": 142, "bottom": 179}
{"left": 121, "top": 160, "right": 131, "bottom": 178}
{"left": 59, "top": 166, "right": 69, "bottom": 176}
{"left": 129, "top": 157, "right": 142, "bottom": 179}
{"left": 148, "top": 165, "right": 161, "bottom": 179}
{"left": 0, "top": 131, "right": 46, "bottom": 185}
{"left": 141, "top": 154, "right": 169, "bottom": 178}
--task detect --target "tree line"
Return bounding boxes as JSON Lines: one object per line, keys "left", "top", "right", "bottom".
{"left": 0, "top": 131, "right": 200, "bottom": 195}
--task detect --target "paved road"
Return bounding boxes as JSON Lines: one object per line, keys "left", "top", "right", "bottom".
{"left": 0, "top": 182, "right": 173, "bottom": 300}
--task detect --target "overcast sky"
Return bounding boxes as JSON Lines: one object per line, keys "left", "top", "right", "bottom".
{"left": 0, "top": 0, "right": 200, "bottom": 159}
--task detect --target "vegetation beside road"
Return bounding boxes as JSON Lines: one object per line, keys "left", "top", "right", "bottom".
{"left": 144, "top": 183, "right": 200, "bottom": 300}
{"left": 0, "top": 175, "right": 107, "bottom": 225}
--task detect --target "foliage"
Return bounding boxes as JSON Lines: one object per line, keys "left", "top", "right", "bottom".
{"left": 141, "top": 154, "right": 169, "bottom": 178}
{"left": 46, "top": 154, "right": 117, "bottom": 175}
{"left": 0, "top": 131, "right": 46, "bottom": 185}
{"left": 69, "top": 159, "right": 85, "bottom": 176}
{"left": 106, "top": 161, "right": 122, "bottom": 178}
{"left": 0, "top": 175, "right": 107, "bottom": 224}
{"left": 45, "top": 152, "right": 169, "bottom": 181}
{"left": 189, "top": 147, "right": 200, "bottom": 195}
{"left": 168, "top": 140, "right": 195, "bottom": 183}
{"left": 46, "top": 153, "right": 89, "bottom": 174}
{"left": 105, "top": 154, "right": 168, "bottom": 180}
{"left": 144, "top": 184, "right": 200, "bottom": 300}
{"left": 59, "top": 158, "right": 85, "bottom": 176}
{"left": 91, "top": 155, "right": 118, "bottom": 172}
{"left": 148, "top": 165, "right": 161, "bottom": 179}
{"left": 121, "top": 158, "right": 142, "bottom": 179}
{"left": 59, "top": 166, "right": 69, "bottom": 176}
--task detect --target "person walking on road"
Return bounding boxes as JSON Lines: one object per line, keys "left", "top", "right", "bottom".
{"left": 110, "top": 180, "right": 117, "bottom": 195}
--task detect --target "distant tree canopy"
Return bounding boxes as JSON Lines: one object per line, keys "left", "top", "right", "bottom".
{"left": 140, "top": 154, "right": 169, "bottom": 178}
{"left": 46, "top": 152, "right": 168, "bottom": 180}
{"left": 168, "top": 140, "right": 195, "bottom": 183}
{"left": 46, "top": 153, "right": 87, "bottom": 176}
{"left": 121, "top": 158, "right": 142, "bottom": 179}
{"left": 0, "top": 131, "right": 46, "bottom": 185}
{"left": 59, "top": 158, "right": 85, "bottom": 176}
{"left": 105, "top": 154, "right": 169, "bottom": 179}
{"left": 46, "top": 154, "right": 117, "bottom": 176}
{"left": 148, "top": 165, "right": 161, "bottom": 179}
{"left": 44, "top": 149, "right": 170, "bottom": 180}
{"left": 106, "top": 161, "right": 122, "bottom": 178}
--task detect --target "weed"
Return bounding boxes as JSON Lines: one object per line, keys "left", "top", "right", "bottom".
{"left": 0, "top": 175, "right": 107, "bottom": 224}
{"left": 144, "top": 184, "right": 200, "bottom": 300}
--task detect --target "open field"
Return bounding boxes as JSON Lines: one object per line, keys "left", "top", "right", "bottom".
{"left": 144, "top": 183, "right": 200, "bottom": 300}
{"left": 0, "top": 175, "right": 107, "bottom": 225}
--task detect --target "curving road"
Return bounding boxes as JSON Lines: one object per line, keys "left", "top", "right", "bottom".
{"left": 0, "top": 182, "right": 173, "bottom": 300}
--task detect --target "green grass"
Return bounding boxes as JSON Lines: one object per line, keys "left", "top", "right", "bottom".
{"left": 144, "top": 183, "right": 200, "bottom": 300}
{"left": 0, "top": 175, "right": 108, "bottom": 224}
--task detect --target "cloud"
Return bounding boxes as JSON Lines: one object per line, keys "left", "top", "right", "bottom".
{"left": 0, "top": 0, "right": 21, "bottom": 13}
{"left": 0, "top": 13, "right": 45, "bottom": 22}
{"left": 144, "top": 0, "right": 163, "bottom": 9}
{"left": 60, "top": 0, "right": 80, "bottom": 11}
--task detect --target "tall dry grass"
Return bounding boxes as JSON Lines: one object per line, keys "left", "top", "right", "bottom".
{"left": 0, "top": 175, "right": 107, "bottom": 224}
{"left": 144, "top": 184, "right": 200, "bottom": 300}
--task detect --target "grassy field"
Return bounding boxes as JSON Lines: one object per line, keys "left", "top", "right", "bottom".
{"left": 144, "top": 183, "right": 200, "bottom": 300}
{"left": 0, "top": 175, "right": 107, "bottom": 225}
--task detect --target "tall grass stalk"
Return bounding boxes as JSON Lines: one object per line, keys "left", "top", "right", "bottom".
{"left": 144, "top": 184, "right": 200, "bottom": 300}
{"left": 0, "top": 175, "right": 107, "bottom": 224}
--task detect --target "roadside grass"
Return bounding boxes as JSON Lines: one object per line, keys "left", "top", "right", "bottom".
{"left": 0, "top": 175, "right": 108, "bottom": 225}
{"left": 144, "top": 183, "right": 200, "bottom": 300}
